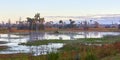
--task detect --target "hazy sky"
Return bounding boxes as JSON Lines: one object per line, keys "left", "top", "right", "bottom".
{"left": 0, "top": 0, "right": 120, "bottom": 22}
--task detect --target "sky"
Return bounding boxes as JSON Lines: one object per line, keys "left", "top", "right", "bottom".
{"left": 0, "top": 0, "right": 120, "bottom": 22}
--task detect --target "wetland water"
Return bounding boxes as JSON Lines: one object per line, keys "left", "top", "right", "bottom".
{"left": 0, "top": 32, "right": 120, "bottom": 56}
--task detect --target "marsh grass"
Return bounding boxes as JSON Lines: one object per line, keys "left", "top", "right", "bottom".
{"left": 0, "top": 42, "right": 120, "bottom": 60}
{"left": 20, "top": 35, "right": 120, "bottom": 46}
{"left": 6, "top": 35, "right": 120, "bottom": 60}
{"left": 0, "top": 46, "right": 9, "bottom": 50}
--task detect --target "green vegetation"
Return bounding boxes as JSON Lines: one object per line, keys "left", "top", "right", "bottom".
{"left": 0, "top": 46, "right": 9, "bottom": 50}
{"left": 101, "top": 54, "right": 120, "bottom": 60}
{"left": 1, "top": 35, "right": 120, "bottom": 60}
{"left": 20, "top": 35, "right": 120, "bottom": 46}
{"left": 85, "top": 52, "right": 98, "bottom": 60}
{"left": 1, "top": 42, "right": 120, "bottom": 60}
{"left": 58, "top": 42, "right": 119, "bottom": 60}
{"left": 0, "top": 28, "right": 8, "bottom": 33}
{"left": 19, "top": 39, "right": 66, "bottom": 46}
{"left": 47, "top": 52, "right": 59, "bottom": 60}
{"left": 17, "top": 35, "right": 120, "bottom": 60}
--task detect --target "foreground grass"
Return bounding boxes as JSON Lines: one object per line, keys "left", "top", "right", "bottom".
{"left": 101, "top": 54, "right": 120, "bottom": 60}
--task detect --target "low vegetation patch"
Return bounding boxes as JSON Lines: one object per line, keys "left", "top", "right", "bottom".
{"left": 0, "top": 46, "right": 9, "bottom": 50}
{"left": 0, "top": 41, "right": 8, "bottom": 44}
{"left": 20, "top": 35, "right": 120, "bottom": 46}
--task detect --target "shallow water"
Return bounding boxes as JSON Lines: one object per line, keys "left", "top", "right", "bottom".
{"left": 0, "top": 32, "right": 120, "bottom": 55}
{"left": 27, "top": 32, "right": 120, "bottom": 40}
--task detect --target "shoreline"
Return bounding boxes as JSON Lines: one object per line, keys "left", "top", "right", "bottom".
{"left": 0, "top": 28, "right": 120, "bottom": 34}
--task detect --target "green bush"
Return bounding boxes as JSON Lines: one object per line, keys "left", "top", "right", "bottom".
{"left": 47, "top": 52, "right": 59, "bottom": 60}
{"left": 85, "top": 52, "right": 98, "bottom": 60}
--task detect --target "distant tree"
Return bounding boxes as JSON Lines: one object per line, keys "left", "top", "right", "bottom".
{"left": 34, "top": 13, "right": 40, "bottom": 21}
{"left": 90, "top": 20, "right": 93, "bottom": 28}
{"left": 59, "top": 20, "right": 63, "bottom": 24}
{"left": 83, "top": 21, "right": 89, "bottom": 30}
{"left": 118, "top": 24, "right": 120, "bottom": 29}
{"left": 118, "top": 21, "right": 120, "bottom": 29}
{"left": 69, "top": 19, "right": 75, "bottom": 28}
{"left": 27, "top": 13, "right": 45, "bottom": 30}
{"left": 69, "top": 19, "right": 72, "bottom": 24}
{"left": 27, "top": 17, "right": 33, "bottom": 30}
{"left": 59, "top": 20, "right": 63, "bottom": 29}
{"left": 8, "top": 19, "right": 11, "bottom": 32}
{"left": 39, "top": 18, "right": 45, "bottom": 30}
{"left": 35, "top": 13, "right": 45, "bottom": 30}
{"left": 94, "top": 21, "right": 99, "bottom": 28}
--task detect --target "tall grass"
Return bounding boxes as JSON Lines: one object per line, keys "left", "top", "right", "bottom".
{"left": 47, "top": 52, "right": 59, "bottom": 60}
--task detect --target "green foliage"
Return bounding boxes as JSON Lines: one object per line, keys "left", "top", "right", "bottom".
{"left": 85, "top": 52, "right": 98, "bottom": 60}
{"left": 74, "top": 53, "right": 81, "bottom": 60}
{"left": 19, "top": 40, "right": 66, "bottom": 46}
{"left": 47, "top": 52, "right": 59, "bottom": 60}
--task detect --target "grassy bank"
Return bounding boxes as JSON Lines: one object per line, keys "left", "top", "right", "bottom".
{"left": 101, "top": 54, "right": 120, "bottom": 60}
{"left": 1, "top": 28, "right": 120, "bottom": 34}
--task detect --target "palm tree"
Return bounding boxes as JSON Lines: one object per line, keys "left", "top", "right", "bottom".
{"left": 34, "top": 13, "right": 45, "bottom": 30}
{"left": 59, "top": 20, "right": 63, "bottom": 29}
{"left": 27, "top": 13, "right": 45, "bottom": 30}
{"left": 27, "top": 17, "right": 33, "bottom": 30}
{"left": 34, "top": 13, "right": 40, "bottom": 21}
{"left": 69, "top": 19, "right": 75, "bottom": 28}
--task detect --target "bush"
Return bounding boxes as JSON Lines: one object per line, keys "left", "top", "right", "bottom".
{"left": 85, "top": 52, "right": 98, "bottom": 60}
{"left": 47, "top": 52, "right": 59, "bottom": 60}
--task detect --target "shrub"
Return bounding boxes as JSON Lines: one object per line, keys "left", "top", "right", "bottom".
{"left": 47, "top": 52, "right": 59, "bottom": 60}
{"left": 85, "top": 52, "right": 98, "bottom": 60}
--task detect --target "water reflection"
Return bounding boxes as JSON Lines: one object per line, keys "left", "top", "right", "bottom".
{"left": 0, "top": 32, "right": 120, "bottom": 56}
{"left": 29, "top": 32, "right": 45, "bottom": 41}
{"left": 29, "top": 43, "right": 63, "bottom": 56}
{"left": 0, "top": 42, "right": 63, "bottom": 56}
